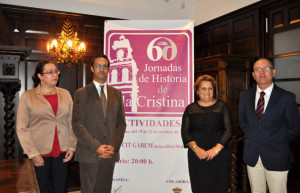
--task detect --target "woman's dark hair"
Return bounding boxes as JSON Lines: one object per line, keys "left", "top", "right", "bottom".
{"left": 91, "top": 54, "right": 110, "bottom": 68}
{"left": 194, "top": 74, "right": 216, "bottom": 97}
{"left": 32, "top": 60, "right": 55, "bottom": 87}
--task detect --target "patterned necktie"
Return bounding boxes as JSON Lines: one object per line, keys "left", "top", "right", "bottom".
{"left": 100, "top": 85, "right": 107, "bottom": 118}
{"left": 256, "top": 91, "right": 265, "bottom": 121}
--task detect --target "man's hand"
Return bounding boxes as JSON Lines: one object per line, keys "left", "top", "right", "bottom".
{"left": 96, "top": 145, "right": 114, "bottom": 158}
{"left": 107, "top": 145, "right": 115, "bottom": 153}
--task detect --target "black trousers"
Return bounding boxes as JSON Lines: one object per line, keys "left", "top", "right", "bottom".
{"left": 34, "top": 153, "right": 68, "bottom": 193}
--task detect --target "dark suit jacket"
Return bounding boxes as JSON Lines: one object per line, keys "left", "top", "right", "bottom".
{"left": 72, "top": 83, "right": 126, "bottom": 163}
{"left": 238, "top": 85, "right": 300, "bottom": 171}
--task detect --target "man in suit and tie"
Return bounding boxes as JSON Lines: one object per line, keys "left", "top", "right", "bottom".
{"left": 72, "top": 54, "right": 126, "bottom": 193}
{"left": 238, "top": 58, "right": 300, "bottom": 193}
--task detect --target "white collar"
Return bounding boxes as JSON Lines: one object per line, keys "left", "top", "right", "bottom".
{"left": 256, "top": 83, "right": 274, "bottom": 96}
{"left": 93, "top": 80, "right": 107, "bottom": 90}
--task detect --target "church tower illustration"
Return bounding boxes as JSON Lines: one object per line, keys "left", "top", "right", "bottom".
{"left": 108, "top": 35, "right": 139, "bottom": 112}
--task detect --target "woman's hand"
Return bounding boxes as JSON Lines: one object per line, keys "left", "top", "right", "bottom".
{"left": 63, "top": 149, "right": 74, "bottom": 162}
{"left": 194, "top": 147, "right": 208, "bottom": 160}
{"left": 205, "top": 148, "right": 218, "bottom": 161}
{"left": 32, "top": 155, "right": 45, "bottom": 167}
{"left": 187, "top": 141, "right": 208, "bottom": 160}
{"left": 206, "top": 144, "right": 223, "bottom": 161}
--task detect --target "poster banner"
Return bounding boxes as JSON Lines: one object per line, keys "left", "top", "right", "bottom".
{"left": 104, "top": 20, "right": 194, "bottom": 193}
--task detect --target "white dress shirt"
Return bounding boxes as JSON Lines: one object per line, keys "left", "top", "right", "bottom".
{"left": 255, "top": 83, "right": 274, "bottom": 112}
{"left": 93, "top": 80, "right": 107, "bottom": 100}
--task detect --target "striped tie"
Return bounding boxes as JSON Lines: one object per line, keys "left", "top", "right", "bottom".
{"left": 100, "top": 85, "right": 107, "bottom": 118}
{"left": 256, "top": 91, "right": 265, "bottom": 121}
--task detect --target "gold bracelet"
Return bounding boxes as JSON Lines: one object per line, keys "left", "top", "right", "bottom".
{"left": 192, "top": 144, "right": 200, "bottom": 152}
{"left": 213, "top": 147, "right": 219, "bottom": 154}
{"left": 192, "top": 144, "right": 197, "bottom": 149}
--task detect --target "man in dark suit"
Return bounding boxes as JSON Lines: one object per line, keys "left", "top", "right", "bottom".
{"left": 72, "top": 54, "right": 126, "bottom": 193}
{"left": 238, "top": 58, "right": 300, "bottom": 193}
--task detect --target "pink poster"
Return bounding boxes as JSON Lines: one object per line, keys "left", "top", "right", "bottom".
{"left": 105, "top": 20, "right": 194, "bottom": 193}
{"left": 105, "top": 30, "right": 193, "bottom": 116}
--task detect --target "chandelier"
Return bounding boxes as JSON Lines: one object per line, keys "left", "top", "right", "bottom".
{"left": 49, "top": 18, "right": 86, "bottom": 64}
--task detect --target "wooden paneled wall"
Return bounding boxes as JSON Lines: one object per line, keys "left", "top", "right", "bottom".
{"left": 194, "top": 9, "right": 260, "bottom": 59}
{"left": 195, "top": 0, "right": 300, "bottom": 59}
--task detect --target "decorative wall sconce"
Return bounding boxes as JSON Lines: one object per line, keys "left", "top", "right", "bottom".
{"left": 49, "top": 18, "right": 86, "bottom": 65}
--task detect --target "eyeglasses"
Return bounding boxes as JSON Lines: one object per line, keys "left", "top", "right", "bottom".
{"left": 200, "top": 87, "right": 213, "bottom": 91}
{"left": 42, "top": 69, "right": 60, "bottom": 75}
{"left": 94, "top": 64, "right": 109, "bottom": 69}
{"left": 254, "top": 66, "right": 273, "bottom": 72}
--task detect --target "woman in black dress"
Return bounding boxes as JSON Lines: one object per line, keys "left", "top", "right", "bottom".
{"left": 181, "top": 74, "right": 233, "bottom": 193}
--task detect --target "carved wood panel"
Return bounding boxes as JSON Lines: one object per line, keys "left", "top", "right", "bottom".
{"left": 210, "top": 22, "right": 230, "bottom": 55}
{"left": 194, "top": 9, "right": 259, "bottom": 58}
{"left": 194, "top": 28, "right": 208, "bottom": 58}
{"left": 232, "top": 10, "right": 259, "bottom": 56}
{"left": 268, "top": 0, "right": 300, "bottom": 32}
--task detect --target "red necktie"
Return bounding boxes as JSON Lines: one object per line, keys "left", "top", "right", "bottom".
{"left": 256, "top": 91, "right": 265, "bottom": 121}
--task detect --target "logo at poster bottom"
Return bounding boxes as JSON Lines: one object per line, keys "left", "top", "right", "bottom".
{"left": 172, "top": 187, "right": 182, "bottom": 193}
